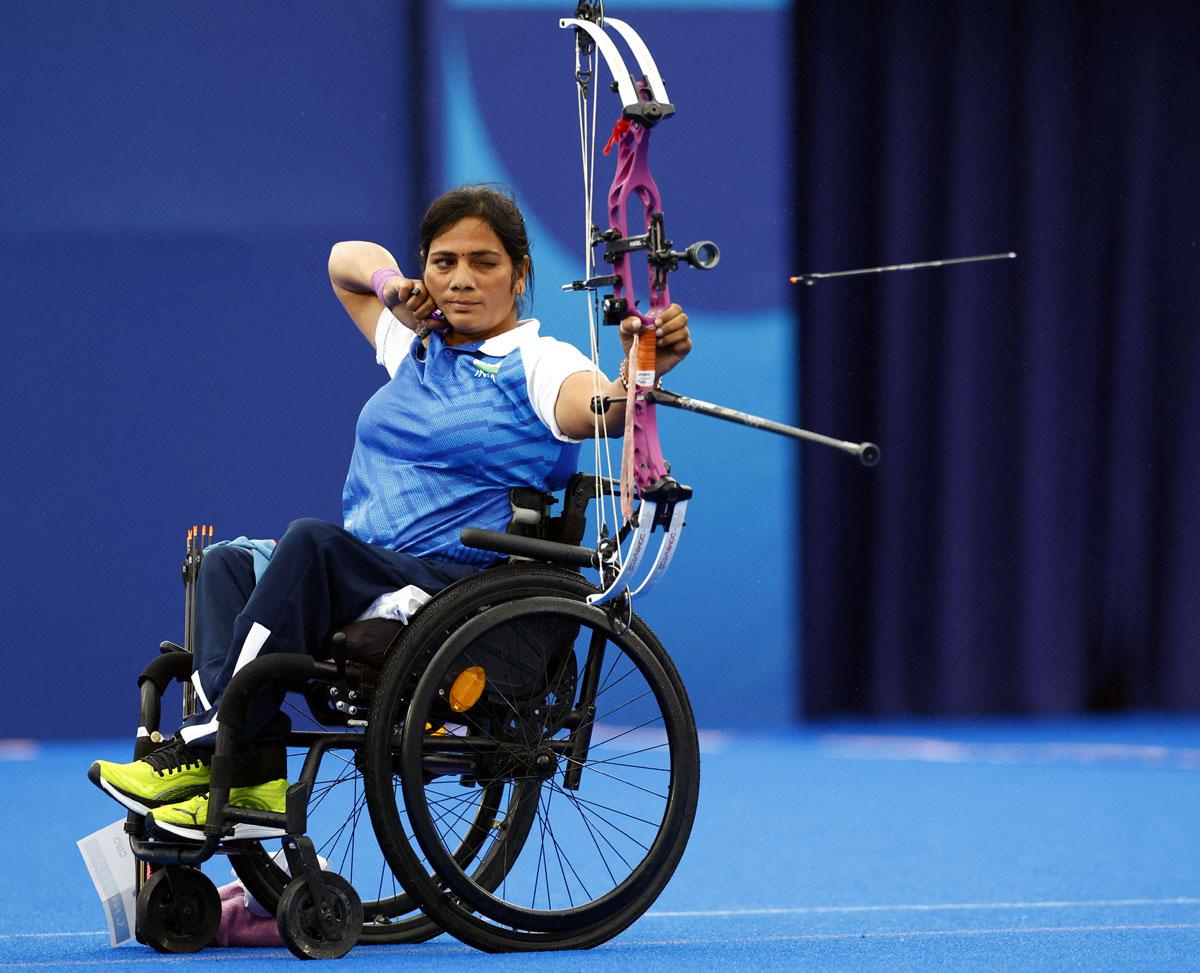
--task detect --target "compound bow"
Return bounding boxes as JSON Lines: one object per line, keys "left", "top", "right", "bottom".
{"left": 560, "top": 3, "right": 877, "bottom": 611}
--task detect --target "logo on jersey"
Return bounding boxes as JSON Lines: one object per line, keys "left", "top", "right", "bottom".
{"left": 471, "top": 360, "right": 500, "bottom": 383}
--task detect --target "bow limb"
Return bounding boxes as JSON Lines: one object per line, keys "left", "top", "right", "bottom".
{"left": 600, "top": 17, "right": 670, "bottom": 106}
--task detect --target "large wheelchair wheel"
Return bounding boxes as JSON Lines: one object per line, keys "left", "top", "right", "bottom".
{"left": 363, "top": 564, "right": 700, "bottom": 952}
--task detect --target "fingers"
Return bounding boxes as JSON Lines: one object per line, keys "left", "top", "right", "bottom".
{"left": 656, "top": 306, "right": 690, "bottom": 350}
{"left": 386, "top": 277, "right": 442, "bottom": 329}
{"left": 616, "top": 304, "right": 692, "bottom": 378}
{"left": 401, "top": 280, "right": 427, "bottom": 313}
{"left": 619, "top": 304, "right": 690, "bottom": 348}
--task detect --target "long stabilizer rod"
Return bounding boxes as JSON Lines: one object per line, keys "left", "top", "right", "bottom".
{"left": 646, "top": 387, "right": 879, "bottom": 466}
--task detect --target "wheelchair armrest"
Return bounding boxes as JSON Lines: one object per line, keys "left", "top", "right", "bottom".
{"left": 461, "top": 528, "right": 599, "bottom": 569}
{"left": 138, "top": 651, "right": 192, "bottom": 696}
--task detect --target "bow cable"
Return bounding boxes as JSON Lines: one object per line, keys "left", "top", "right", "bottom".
{"left": 573, "top": 8, "right": 626, "bottom": 584}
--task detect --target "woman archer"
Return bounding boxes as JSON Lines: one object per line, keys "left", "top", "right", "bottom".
{"left": 88, "top": 184, "right": 692, "bottom": 839}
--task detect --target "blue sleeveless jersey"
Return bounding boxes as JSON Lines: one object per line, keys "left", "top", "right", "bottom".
{"left": 343, "top": 319, "right": 588, "bottom": 566}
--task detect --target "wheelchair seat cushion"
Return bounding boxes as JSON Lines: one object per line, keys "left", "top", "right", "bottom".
{"left": 330, "top": 618, "right": 406, "bottom": 667}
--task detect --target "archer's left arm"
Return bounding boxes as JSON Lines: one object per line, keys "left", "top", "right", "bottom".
{"left": 554, "top": 304, "right": 692, "bottom": 440}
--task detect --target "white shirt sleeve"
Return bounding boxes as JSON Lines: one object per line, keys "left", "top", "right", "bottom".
{"left": 521, "top": 336, "right": 596, "bottom": 442}
{"left": 374, "top": 308, "right": 416, "bottom": 378}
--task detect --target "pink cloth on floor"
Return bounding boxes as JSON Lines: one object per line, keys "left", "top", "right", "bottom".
{"left": 214, "top": 881, "right": 283, "bottom": 947}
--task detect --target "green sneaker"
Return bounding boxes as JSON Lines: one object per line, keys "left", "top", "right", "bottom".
{"left": 88, "top": 737, "right": 211, "bottom": 815}
{"left": 148, "top": 779, "right": 290, "bottom": 841}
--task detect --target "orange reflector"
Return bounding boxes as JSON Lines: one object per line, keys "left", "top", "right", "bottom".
{"left": 449, "top": 666, "right": 486, "bottom": 713}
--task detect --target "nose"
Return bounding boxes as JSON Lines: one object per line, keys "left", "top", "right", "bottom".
{"left": 448, "top": 262, "right": 475, "bottom": 291}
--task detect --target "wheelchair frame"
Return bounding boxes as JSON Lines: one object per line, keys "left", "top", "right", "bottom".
{"left": 121, "top": 473, "right": 700, "bottom": 958}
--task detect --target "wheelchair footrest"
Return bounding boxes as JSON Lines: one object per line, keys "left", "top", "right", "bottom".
{"left": 129, "top": 833, "right": 220, "bottom": 867}
{"left": 226, "top": 805, "right": 289, "bottom": 831}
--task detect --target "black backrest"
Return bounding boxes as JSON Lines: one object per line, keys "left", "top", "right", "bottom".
{"left": 506, "top": 473, "right": 615, "bottom": 548}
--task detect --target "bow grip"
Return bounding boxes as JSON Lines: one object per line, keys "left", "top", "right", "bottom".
{"left": 635, "top": 324, "right": 657, "bottom": 387}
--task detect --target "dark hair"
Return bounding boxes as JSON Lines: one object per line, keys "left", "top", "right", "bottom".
{"left": 418, "top": 184, "right": 534, "bottom": 316}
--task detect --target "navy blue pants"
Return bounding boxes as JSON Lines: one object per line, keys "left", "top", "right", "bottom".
{"left": 179, "top": 518, "right": 480, "bottom": 748}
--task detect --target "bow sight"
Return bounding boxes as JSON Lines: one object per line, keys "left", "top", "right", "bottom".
{"left": 561, "top": 11, "right": 721, "bottom": 323}
{"left": 593, "top": 216, "right": 720, "bottom": 325}
{"left": 568, "top": 222, "right": 721, "bottom": 325}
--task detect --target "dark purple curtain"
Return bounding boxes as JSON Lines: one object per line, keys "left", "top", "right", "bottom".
{"left": 795, "top": 0, "right": 1200, "bottom": 716}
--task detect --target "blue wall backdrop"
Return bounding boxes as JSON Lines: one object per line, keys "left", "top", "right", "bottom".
{"left": 0, "top": 1, "right": 796, "bottom": 738}
{"left": 11, "top": 1, "right": 1184, "bottom": 739}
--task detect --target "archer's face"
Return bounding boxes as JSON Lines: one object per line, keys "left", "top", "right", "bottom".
{"left": 424, "top": 217, "right": 526, "bottom": 346}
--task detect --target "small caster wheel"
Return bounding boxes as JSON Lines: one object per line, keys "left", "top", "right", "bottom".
{"left": 277, "top": 872, "right": 363, "bottom": 960}
{"left": 135, "top": 867, "right": 220, "bottom": 954}
{"left": 134, "top": 862, "right": 159, "bottom": 948}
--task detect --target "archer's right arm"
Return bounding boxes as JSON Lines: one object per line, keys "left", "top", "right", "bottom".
{"left": 328, "top": 241, "right": 434, "bottom": 348}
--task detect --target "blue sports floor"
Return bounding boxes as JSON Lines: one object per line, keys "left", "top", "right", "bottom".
{"left": 4, "top": 717, "right": 1200, "bottom": 971}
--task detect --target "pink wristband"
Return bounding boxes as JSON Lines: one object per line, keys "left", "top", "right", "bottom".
{"left": 370, "top": 268, "right": 402, "bottom": 304}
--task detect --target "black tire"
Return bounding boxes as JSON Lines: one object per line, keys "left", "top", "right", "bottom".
{"left": 135, "top": 867, "right": 220, "bottom": 954}
{"left": 277, "top": 872, "right": 364, "bottom": 960}
{"left": 365, "top": 564, "right": 700, "bottom": 952}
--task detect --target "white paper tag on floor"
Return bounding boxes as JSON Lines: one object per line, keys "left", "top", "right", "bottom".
{"left": 77, "top": 818, "right": 136, "bottom": 947}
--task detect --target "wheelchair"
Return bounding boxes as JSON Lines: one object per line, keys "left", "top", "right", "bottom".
{"left": 123, "top": 473, "right": 701, "bottom": 959}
